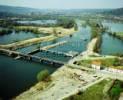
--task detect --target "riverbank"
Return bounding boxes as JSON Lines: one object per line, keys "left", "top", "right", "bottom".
{"left": 14, "top": 65, "right": 104, "bottom": 100}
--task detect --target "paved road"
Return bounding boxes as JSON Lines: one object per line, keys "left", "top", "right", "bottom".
{"left": 69, "top": 63, "right": 123, "bottom": 81}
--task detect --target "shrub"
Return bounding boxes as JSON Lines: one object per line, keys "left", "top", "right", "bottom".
{"left": 37, "top": 69, "right": 50, "bottom": 82}
{"left": 109, "top": 80, "right": 123, "bottom": 100}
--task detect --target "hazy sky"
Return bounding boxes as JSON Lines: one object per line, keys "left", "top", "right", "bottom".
{"left": 0, "top": 0, "right": 123, "bottom": 9}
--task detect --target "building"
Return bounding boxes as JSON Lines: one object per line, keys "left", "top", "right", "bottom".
{"left": 91, "top": 60, "right": 102, "bottom": 70}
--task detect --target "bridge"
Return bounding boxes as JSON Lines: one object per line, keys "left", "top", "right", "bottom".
{"left": 0, "top": 49, "right": 65, "bottom": 67}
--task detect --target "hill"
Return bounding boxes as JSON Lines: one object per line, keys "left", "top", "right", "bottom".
{"left": 0, "top": 5, "right": 41, "bottom": 14}
{"left": 103, "top": 8, "right": 123, "bottom": 16}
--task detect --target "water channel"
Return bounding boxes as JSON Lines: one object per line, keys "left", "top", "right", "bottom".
{"left": 101, "top": 22, "right": 123, "bottom": 55}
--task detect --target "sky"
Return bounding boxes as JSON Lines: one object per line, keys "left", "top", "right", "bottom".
{"left": 0, "top": 0, "right": 123, "bottom": 9}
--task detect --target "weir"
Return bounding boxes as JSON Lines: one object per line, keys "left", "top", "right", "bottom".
{"left": 27, "top": 48, "right": 40, "bottom": 55}
{"left": 27, "top": 48, "right": 76, "bottom": 58}
{"left": 27, "top": 40, "right": 77, "bottom": 58}
{"left": 40, "top": 49, "right": 75, "bottom": 57}
{"left": 0, "top": 49, "right": 65, "bottom": 67}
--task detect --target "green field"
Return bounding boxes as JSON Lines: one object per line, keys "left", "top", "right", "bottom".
{"left": 65, "top": 79, "right": 113, "bottom": 100}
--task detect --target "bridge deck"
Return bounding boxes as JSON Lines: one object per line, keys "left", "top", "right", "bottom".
{"left": 0, "top": 49, "right": 64, "bottom": 67}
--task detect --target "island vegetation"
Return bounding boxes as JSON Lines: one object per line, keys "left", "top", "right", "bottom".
{"left": 86, "top": 20, "right": 105, "bottom": 53}
{"left": 0, "top": 28, "right": 13, "bottom": 35}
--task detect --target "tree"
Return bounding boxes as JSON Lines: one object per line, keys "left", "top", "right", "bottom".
{"left": 37, "top": 69, "right": 50, "bottom": 82}
{"left": 74, "top": 23, "right": 78, "bottom": 31}
{"left": 53, "top": 28, "right": 58, "bottom": 36}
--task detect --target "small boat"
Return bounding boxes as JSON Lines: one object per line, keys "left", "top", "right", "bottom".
{"left": 81, "top": 38, "right": 88, "bottom": 41}
{"left": 83, "top": 39, "right": 88, "bottom": 41}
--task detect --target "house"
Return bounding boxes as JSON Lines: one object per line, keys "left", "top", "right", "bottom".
{"left": 91, "top": 60, "right": 102, "bottom": 70}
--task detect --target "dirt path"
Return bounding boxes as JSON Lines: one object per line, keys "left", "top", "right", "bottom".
{"left": 81, "top": 37, "right": 98, "bottom": 56}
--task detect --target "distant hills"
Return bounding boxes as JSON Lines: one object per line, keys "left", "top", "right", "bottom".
{"left": 104, "top": 8, "right": 123, "bottom": 16}
{"left": 0, "top": 5, "right": 41, "bottom": 14}
{"left": 0, "top": 5, "right": 122, "bottom": 16}
{"left": 0, "top": 5, "right": 109, "bottom": 14}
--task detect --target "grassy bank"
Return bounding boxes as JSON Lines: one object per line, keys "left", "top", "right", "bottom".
{"left": 64, "top": 79, "right": 113, "bottom": 100}
{"left": 76, "top": 56, "right": 123, "bottom": 70}
{"left": 109, "top": 80, "right": 123, "bottom": 100}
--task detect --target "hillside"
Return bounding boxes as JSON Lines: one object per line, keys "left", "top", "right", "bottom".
{"left": 0, "top": 5, "right": 110, "bottom": 15}
{"left": 0, "top": 5, "right": 41, "bottom": 14}
{"left": 103, "top": 8, "right": 123, "bottom": 16}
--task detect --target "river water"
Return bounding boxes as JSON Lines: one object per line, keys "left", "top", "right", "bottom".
{"left": 0, "top": 31, "right": 47, "bottom": 44}
{"left": 17, "top": 20, "right": 57, "bottom": 25}
{"left": 0, "top": 55, "right": 57, "bottom": 99}
{"left": 0, "top": 21, "right": 91, "bottom": 99}
{"left": 100, "top": 32, "right": 123, "bottom": 55}
{"left": 102, "top": 21, "right": 123, "bottom": 32}
{"left": 0, "top": 20, "right": 123, "bottom": 99}
{"left": 18, "top": 24, "right": 91, "bottom": 62}
{"left": 101, "top": 22, "right": 123, "bottom": 55}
